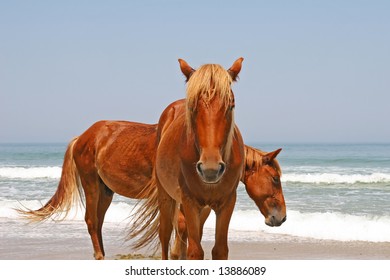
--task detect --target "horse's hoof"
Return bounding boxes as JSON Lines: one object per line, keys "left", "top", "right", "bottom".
{"left": 94, "top": 253, "right": 105, "bottom": 260}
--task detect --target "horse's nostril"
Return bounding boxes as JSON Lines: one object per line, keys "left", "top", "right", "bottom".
{"left": 196, "top": 162, "right": 203, "bottom": 175}
{"left": 218, "top": 162, "right": 226, "bottom": 175}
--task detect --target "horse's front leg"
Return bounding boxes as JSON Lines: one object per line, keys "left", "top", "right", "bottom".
{"left": 157, "top": 184, "right": 176, "bottom": 260}
{"left": 212, "top": 191, "right": 237, "bottom": 260}
{"left": 182, "top": 195, "right": 204, "bottom": 260}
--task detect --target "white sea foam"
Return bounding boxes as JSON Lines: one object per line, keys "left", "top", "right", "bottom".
{"left": 2, "top": 199, "right": 390, "bottom": 242}
{"left": 2, "top": 166, "right": 390, "bottom": 184}
{"left": 0, "top": 166, "right": 62, "bottom": 179}
{"left": 283, "top": 172, "right": 390, "bottom": 184}
{"left": 204, "top": 210, "right": 390, "bottom": 242}
{"left": 265, "top": 210, "right": 390, "bottom": 242}
{"left": 2, "top": 164, "right": 390, "bottom": 185}
{"left": 0, "top": 199, "right": 135, "bottom": 222}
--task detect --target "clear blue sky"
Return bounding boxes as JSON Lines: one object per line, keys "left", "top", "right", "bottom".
{"left": 1, "top": 1, "right": 389, "bottom": 143}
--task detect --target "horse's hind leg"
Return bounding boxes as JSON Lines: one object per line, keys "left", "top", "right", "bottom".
{"left": 96, "top": 181, "right": 114, "bottom": 258}
{"left": 170, "top": 206, "right": 211, "bottom": 260}
{"left": 170, "top": 209, "right": 187, "bottom": 260}
{"left": 80, "top": 175, "right": 112, "bottom": 260}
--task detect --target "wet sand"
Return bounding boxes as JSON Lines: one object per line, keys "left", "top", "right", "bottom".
{"left": 1, "top": 218, "right": 389, "bottom": 260}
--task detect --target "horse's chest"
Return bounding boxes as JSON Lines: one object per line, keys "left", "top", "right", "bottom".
{"left": 182, "top": 182, "right": 233, "bottom": 208}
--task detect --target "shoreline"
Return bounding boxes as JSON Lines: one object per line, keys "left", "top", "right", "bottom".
{"left": 113, "top": 240, "right": 390, "bottom": 260}
{"left": 1, "top": 218, "right": 389, "bottom": 260}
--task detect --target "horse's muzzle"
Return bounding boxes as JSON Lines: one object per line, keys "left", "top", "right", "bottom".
{"left": 265, "top": 215, "right": 287, "bottom": 227}
{"left": 196, "top": 161, "right": 226, "bottom": 184}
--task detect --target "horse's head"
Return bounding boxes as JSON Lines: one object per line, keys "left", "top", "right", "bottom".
{"left": 179, "top": 58, "right": 243, "bottom": 184}
{"left": 243, "top": 147, "right": 287, "bottom": 227}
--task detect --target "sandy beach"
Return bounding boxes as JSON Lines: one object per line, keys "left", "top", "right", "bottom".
{"left": 1, "top": 218, "right": 389, "bottom": 260}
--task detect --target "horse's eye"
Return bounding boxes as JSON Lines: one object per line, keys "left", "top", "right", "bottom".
{"left": 229, "top": 95, "right": 235, "bottom": 110}
{"left": 272, "top": 176, "right": 280, "bottom": 184}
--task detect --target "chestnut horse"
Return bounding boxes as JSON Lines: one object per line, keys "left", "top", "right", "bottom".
{"left": 129, "top": 98, "right": 286, "bottom": 259}
{"left": 137, "top": 58, "right": 246, "bottom": 260}
{"left": 154, "top": 100, "right": 285, "bottom": 230}
{"left": 18, "top": 120, "right": 158, "bottom": 260}
{"left": 18, "top": 63, "right": 285, "bottom": 260}
{"left": 18, "top": 104, "right": 286, "bottom": 260}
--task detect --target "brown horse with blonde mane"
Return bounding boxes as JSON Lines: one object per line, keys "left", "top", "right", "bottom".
{"left": 130, "top": 98, "right": 286, "bottom": 260}
{"left": 18, "top": 61, "right": 286, "bottom": 260}
{"left": 133, "top": 58, "right": 245, "bottom": 260}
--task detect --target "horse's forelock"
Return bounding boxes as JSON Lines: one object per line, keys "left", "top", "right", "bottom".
{"left": 185, "top": 64, "right": 234, "bottom": 133}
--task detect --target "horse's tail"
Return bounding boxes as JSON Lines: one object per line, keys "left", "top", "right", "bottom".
{"left": 17, "top": 137, "right": 83, "bottom": 222}
{"left": 127, "top": 172, "right": 161, "bottom": 252}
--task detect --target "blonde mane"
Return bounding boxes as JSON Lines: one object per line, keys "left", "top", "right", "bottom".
{"left": 184, "top": 63, "right": 235, "bottom": 161}
{"left": 185, "top": 63, "right": 234, "bottom": 130}
{"left": 244, "top": 146, "right": 282, "bottom": 176}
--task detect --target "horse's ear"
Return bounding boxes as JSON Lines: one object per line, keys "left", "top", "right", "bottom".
{"left": 178, "top": 59, "right": 195, "bottom": 82}
{"left": 228, "top": 57, "right": 244, "bottom": 81}
{"left": 262, "top": 148, "right": 282, "bottom": 165}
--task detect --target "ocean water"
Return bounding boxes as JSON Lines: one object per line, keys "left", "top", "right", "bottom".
{"left": 0, "top": 142, "right": 390, "bottom": 246}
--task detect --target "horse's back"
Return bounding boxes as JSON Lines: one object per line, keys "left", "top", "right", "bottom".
{"left": 73, "top": 120, "right": 158, "bottom": 198}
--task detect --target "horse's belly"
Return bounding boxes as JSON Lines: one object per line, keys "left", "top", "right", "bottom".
{"left": 98, "top": 167, "right": 151, "bottom": 198}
